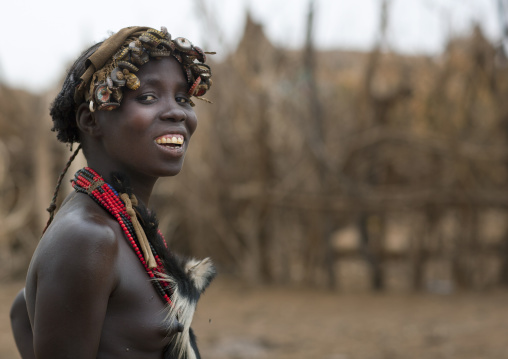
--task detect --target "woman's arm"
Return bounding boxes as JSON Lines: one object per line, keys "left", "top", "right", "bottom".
{"left": 26, "top": 216, "right": 119, "bottom": 359}
{"left": 10, "top": 288, "right": 35, "bottom": 359}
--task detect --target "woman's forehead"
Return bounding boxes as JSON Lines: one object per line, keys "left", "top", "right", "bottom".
{"left": 135, "top": 58, "right": 189, "bottom": 90}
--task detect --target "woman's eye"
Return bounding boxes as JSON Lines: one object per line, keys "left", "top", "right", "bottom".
{"left": 176, "top": 96, "right": 190, "bottom": 104}
{"left": 138, "top": 94, "right": 156, "bottom": 102}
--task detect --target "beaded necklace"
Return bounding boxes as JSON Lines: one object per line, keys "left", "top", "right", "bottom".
{"left": 72, "top": 167, "right": 172, "bottom": 305}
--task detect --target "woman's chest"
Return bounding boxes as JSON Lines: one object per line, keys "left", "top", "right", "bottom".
{"left": 100, "top": 237, "right": 174, "bottom": 353}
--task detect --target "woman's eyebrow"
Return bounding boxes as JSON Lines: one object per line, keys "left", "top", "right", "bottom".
{"left": 137, "top": 76, "right": 162, "bottom": 88}
{"left": 139, "top": 76, "right": 188, "bottom": 91}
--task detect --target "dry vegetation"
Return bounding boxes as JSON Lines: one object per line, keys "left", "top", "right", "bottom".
{"left": 1, "top": 14, "right": 508, "bottom": 293}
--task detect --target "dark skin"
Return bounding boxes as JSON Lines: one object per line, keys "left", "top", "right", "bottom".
{"left": 18, "top": 57, "right": 198, "bottom": 359}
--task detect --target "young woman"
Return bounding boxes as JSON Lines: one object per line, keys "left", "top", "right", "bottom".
{"left": 10, "top": 26, "right": 216, "bottom": 359}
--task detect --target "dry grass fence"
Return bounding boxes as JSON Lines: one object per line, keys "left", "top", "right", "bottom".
{"left": 1, "top": 18, "right": 508, "bottom": 292}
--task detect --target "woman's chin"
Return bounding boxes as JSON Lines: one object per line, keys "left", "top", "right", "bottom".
{"left": 155, "top": 163, "right": 185, "bottom": 178}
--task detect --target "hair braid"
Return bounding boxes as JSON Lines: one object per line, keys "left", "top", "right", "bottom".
{"left": 42, "top": 144, "right": 82, "bottom": 234}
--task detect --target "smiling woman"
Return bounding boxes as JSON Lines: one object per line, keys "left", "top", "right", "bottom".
{"left": 87, "top": 57, "right": 199, "bottom": 182}
{"left": 9, "top": 26, "right": 216, "bottom": 359}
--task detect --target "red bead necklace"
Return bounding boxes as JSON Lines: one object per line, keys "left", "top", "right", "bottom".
{"left": 72, "top": 167, "right": 172, "bottom": 305}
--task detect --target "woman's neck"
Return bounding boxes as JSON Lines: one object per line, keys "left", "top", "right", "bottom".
{"left": 86, "top": 162, "right": 157, "bottom": 206}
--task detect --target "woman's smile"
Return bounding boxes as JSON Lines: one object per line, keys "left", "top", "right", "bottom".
{"left": 155, "top": 133, "right": 186, "bottom": 156}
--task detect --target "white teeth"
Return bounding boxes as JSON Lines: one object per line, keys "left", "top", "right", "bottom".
{"left": 156, "top": 135, "right": 184, "bottom": 145}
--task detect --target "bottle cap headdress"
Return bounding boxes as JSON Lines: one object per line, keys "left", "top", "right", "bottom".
{"left": 73, "top": 26, "right": 213, "bottom": 110}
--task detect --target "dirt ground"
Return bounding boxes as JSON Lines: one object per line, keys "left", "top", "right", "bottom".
{"left": 1, "top": 278, "right": 508, "bottom": 359}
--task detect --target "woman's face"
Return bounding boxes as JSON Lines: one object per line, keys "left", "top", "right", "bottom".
{"left": 93, "top": 56, "right": 198, "bottom": 180}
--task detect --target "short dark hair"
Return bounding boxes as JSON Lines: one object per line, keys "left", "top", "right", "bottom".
{"left": 49, "top": 42, "right": 103, "bottom": 144}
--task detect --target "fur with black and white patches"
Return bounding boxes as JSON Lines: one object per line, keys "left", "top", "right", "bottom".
{"left": 158, "top": 255, "right": 216, "bottom": 359}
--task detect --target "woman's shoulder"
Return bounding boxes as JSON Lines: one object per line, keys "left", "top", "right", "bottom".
{"left": 33, "top": 192, "right": 121, "bottom": 273}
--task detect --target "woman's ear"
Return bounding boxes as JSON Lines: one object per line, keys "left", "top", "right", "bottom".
{"left": 76, "top": 102, "right": 102, "bottom": 137}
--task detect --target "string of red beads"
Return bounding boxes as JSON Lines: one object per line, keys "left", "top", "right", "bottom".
{"left": 72, "top": 167, "right": 172, "bottom": 305}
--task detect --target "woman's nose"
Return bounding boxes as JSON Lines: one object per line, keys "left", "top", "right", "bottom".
{"left": 160, "top": 101, "right": 187, "bottom": 122}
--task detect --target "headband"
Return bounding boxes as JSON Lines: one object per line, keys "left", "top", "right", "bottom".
{"left": 74, "top": 26, "right": 213, "bottom": 110}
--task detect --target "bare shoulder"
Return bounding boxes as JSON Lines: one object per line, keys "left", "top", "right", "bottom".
{"left": 27, "top": 192, "right": 120, "bottom": 289}
{"left": 42, "top": 192, "right": 117, "bottom": 256}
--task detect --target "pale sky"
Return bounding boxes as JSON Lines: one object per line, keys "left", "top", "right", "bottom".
{"left": 0, "top": 0, "right": 501, "bottom": 93}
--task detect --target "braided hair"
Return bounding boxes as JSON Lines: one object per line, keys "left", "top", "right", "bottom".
{"left": 43, "top": 43, "right": 104, "bottom": 232}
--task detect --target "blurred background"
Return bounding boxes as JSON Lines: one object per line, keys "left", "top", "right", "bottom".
{"left": 2, "top": 0, "right": 508, "bottom": 358}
